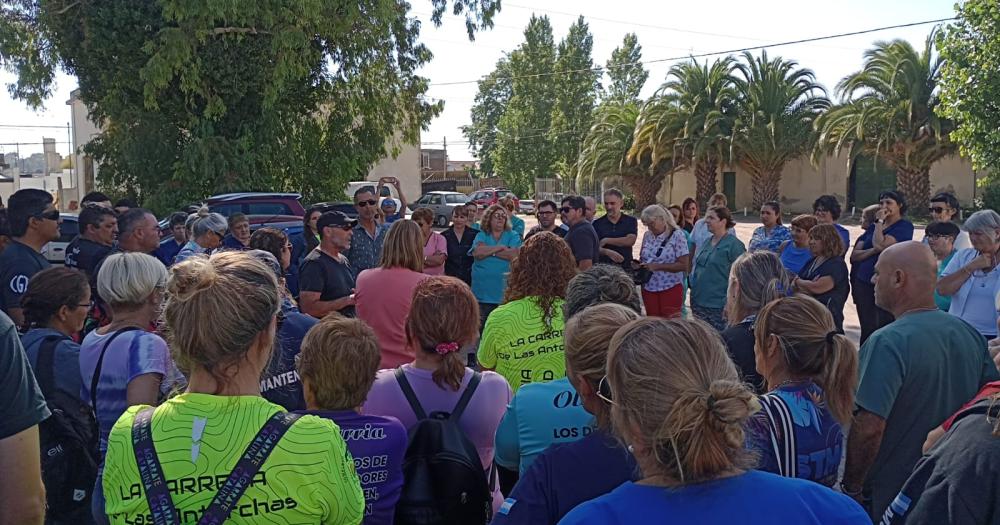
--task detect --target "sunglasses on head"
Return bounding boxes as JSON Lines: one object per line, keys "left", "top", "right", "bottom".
{"left": 356, "top": 199, "right": 378, "bottom": 207}
{"left": 35, "top": 209, "right": 60, "bottom": 221}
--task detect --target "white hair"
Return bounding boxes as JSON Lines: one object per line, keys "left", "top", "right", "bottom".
{"left": 189, "top": 206, "right": 228, "bottom": 238}
{"left": 964, "top": 210, "right": 1000, "bottom": 236}
{"left": 640, "top": 204, "right": 678, "bottom": 230}
{"left": 97, "top": 252, "right": 167, "bottom": 308}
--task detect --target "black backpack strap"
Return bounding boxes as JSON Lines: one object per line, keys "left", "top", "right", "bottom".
{"left": 395, "top": 367, "right": 427, "bottom": 420}
{"left": 449, "top": 371, "right": 481, "bottom": 421}
{"left": 131, "top": 406, "right": 179, "bottom": 525}
{"left": 35, "top": 335, "right": 70, "bottom": 399}
{"left": 90, "top": 327, "right": 142, "bottom": 413}
{"left": 198, "top": 412, "right": 303, "bottom": 525}
{"left": 131, "top": 406, "right": 303, "bottom": 525}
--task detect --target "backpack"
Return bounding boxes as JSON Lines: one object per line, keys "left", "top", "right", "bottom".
{"left": 34, "top": 335, "right": 100, "bottom": 519}
{"left": 393, "top": 368, "right": 495, "bottom": 525}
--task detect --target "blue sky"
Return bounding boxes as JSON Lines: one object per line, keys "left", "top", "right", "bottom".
{"left": 0, "top": 0, "right": 956, "bottom": 160}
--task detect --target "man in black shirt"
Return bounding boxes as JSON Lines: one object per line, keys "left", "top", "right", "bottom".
{"left": 299, "top": 211, "right": 359, "bottom": 318}
{"left": 593, "top": 189, "right": 638, "bottom": 269}
{"left": 525, "top": 200, "right": 567, "bottom": 239}
{"left": 561, "top": 195, "right": 600, "bottom": 271}
{"left": 0, "top": 189, "right": 60, "bottom": 328}
{"left": 65, "top": 204, "right": 117, "bottom": 284}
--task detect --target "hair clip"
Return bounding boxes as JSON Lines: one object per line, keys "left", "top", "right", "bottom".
{"left": 434, "top": 342, "right": 460, "bottom": 355}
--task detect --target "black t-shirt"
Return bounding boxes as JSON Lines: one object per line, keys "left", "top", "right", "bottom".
{"left": 260, "top": 311, "right": 317, "bottom": 411}
{"left": 564, "top": 222, "right": 600, "bottom": 265}
{"left": 0, "top": 311, "right": 50, "bottom": 439}
{"left": 798, "top": 257, "right": 850, "bottom": 333}
{"left": 525, "top": 225, "right": 568, "bottom": 240}
{"left": 442, "top": 227, "right": 477, "bottom": 286}
{"left": 0, "top": 240, "right": 51, "bottom": 315}
{"left": 65, "top": 236, "right": 113, "bottom": 285}
{"left": 298, "top": 249, "right": 356, "bottom": 317}
{"left": 882, "top": 398, "right": 1000, "bottom": 525}
{"left": 593, "top": 213, "right": 638, "bottom": 266}
{"left": 721, "top": 321, "right": 765, "bottom": 394}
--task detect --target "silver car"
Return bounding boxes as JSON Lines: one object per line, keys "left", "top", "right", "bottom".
{"left": 41, "top": 214, "right": 80, "bottom": 265}
{"left": 410, "top": 191, "right": 470, "bottom": 226}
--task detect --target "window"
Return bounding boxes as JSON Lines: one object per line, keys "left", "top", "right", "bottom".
{"left": 416, "top": 195, "right": 432, "bottom": 205}
{"left": 421, "top": 152, "right": 431, "bottom": 169}
{"left": 209, "top": 204, "right": 242, "bottom": 217}
{"left": 446, "top": 194, "right": 468, "bottom": 204}
{"left": 433, "top": 195, "right": 444, "bottom": 205}
{"left": 58, "top": 219, "right": 79, "bottom": 243}
{"left": 247, "top": 203, "right": 293, "bottom": 216}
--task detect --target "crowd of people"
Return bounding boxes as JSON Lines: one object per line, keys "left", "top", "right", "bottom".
{"left": 0, "top": 183, "right": 999, "bottom": 525}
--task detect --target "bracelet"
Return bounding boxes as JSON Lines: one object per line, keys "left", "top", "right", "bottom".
{"left": 841, "top": 483, "right": 864, "bottom": 497}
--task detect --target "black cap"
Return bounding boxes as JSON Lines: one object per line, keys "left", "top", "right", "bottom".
{"left": 317, "top": 211, "right": 358, "bottom": 231}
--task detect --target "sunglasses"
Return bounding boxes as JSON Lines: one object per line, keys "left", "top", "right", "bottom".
{"left": 35, "top": 209, "right": 60, "bottom": 221}
{"left": 929, "top": 207, "right": 946, "bottom": 214}
{"left": 559, "top": 207, "right": 574, "bottom": 214}
{"left": 355, "top": 200, "right": 378, "bottom": 207}
{"left": 596, "top": 375, "right": 615, "bottom": 405}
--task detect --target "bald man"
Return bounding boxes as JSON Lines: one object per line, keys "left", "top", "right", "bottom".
{"left": 843, "top": 241, "right": 1000, "bottom": 521}
{"left": 583, "top": 196, "right": 597, "bottom": 223}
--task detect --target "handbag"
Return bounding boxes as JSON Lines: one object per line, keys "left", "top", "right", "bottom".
{"left": 633, "top": 230, "right": 675, "bottom": 286}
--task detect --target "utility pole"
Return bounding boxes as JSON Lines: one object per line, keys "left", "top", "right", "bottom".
{"left": 442, "top": 136, "right": 447, "bottom": 179}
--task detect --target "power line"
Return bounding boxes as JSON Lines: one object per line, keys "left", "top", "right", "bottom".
{"left": 0, "top": 124, "right": 69, "bottom": 129}
{"left": 428, "top": 16, "right": 956, "bottom": 87}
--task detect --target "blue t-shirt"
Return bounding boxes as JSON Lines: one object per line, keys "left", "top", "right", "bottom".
{"left": 21, "top": 328, "right": 84, "bottom": 401}
{"left": 749, "top": 225, "right": 791, "bottom": 253}
{"left": 557, "top": 470, "right": 869, "bottom": 525}
{"left": 779, "top": 243, "right": 812, "bottom": 274}
{"left": 221, "top": 234, "right": 250, "bottom": 250}
{"left": 301, "top": 410, "right": 406, "bottom": 525}
{"left": 494, "top": 377, "right": 594, "bottom": 474}
{"left": 494, "top": 428, "right": 636, "bottom": 525}
{"left": 855, "top": 219, "right": 915, "bottom": 283}
{"left": 834, "top": 224, "right": 851, "bottom": 255}
{"left": 470, "top": 230, "right": 522, "bottom": 304}
{"left": 260, "top": 311, "right": 317, "bottom": 411}
{"left": 746, "top": 381, "right": 844, "bottom": 487}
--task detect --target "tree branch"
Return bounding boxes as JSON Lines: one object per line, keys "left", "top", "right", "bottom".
{"left": 207, "top": 27, "right": 267, "bottom": 36}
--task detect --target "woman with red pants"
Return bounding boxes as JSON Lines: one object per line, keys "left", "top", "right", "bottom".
{"left": 637, "top": 204, "right": 689, "bottom": 317}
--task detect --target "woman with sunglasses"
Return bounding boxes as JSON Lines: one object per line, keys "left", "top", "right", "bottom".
{"left": 746, "top": 295, "right": 858, "bottom": 487}
{"left": 493, "top": 303, "right": 640, "bottom": 525}
{"left": 173, "top": 207, "right": 227, "bottom": 264}
{"left": 937, "top": 209, "right": 1000, "bottom": 339}
{"left": 471, "top": 204, "right": 522, "bottom": 327}
{"left": 559, "top": 317, "right": 868, "bottom": 525}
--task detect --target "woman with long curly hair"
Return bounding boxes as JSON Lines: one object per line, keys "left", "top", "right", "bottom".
{"left": 478, "top": 231, "right": 577, "bottom": 393}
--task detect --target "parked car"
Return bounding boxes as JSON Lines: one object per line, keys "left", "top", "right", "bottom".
{"left": 519, "top": 200, "right": 535, "bottom": 215}
{"left": 41, "top": 213, "right": 79, "bottom": 264}
{"left": 204, "top": 192, "right": 306, "bottom": 218}
{"left": 468, "top": 188, "right": 520, "bottom": 211}
{"left": 410, "top": 191, "right": 469, "bottom": 226}
{"left": 308, "top": 201, "right": 360, "bottom": 220}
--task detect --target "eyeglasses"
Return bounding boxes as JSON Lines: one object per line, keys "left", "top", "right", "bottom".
{"left": 537, "top": 210, "right": 555, "bottom": 216}
{"left": 596, "top": 375, "right": 615, "bottom": 405}
{"left": 926, "top": 234, "right": 955, "bottom": 241}
{"left": 929, "top": 207, "right": 946, "bottom": 214}
{"left": 77, "top": 300, "right": 94, "bottom": 309}
{"left": 34, "top": 209, "right": 60, "bottom": 221}
{"left": 355, "top": 199, "right": 378, "bottom": 207}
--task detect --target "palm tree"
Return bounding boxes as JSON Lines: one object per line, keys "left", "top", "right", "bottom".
{"left": 730, "top": 51, "right": 831, "bottom": 207}
{"left": 629, "top": 57, "right": 736, "bottom": 208}
{"left": 577, "top": 101, "right": 670, "bottom": 208}
{"left": 814, "top": 31, "right": 954, "bottom": 213}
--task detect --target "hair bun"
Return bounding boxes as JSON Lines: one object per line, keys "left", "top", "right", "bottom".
{"left": 706, "top": 380, "right": 759, "bottom": 426}
{"left": 168, "top": 256, "right": 218, "bottom": 301}
{"left": 196, "top": 206, "right": 210, "bottom": 218}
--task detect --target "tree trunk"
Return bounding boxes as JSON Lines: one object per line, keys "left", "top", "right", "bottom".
{"left": 896, "top": 166, "right": 931, "bottom": 218}
{"left": 623, "top": 173, "right": 664, "bottom": 210}
{"left": 750, "top": 167, "right": 781, "bottom": 209}
{"left": 695, "top": 158, "right": 718, "bottom": 210}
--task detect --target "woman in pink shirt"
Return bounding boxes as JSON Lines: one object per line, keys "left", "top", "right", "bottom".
{"left": 412, "top": 207, "right": 448, "bottom": 276}
{"left": 355, "top": 220, "right": 431, "bottom": 368}
{"left": 363, "top": 276, "right": 512, "bottom": 512}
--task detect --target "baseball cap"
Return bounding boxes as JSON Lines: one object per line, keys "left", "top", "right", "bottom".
{"left": 381, "top": 198, "right": 398, "bottom": 210}
{"left": 317, "top": 211, "right": 358, "bottom": 231}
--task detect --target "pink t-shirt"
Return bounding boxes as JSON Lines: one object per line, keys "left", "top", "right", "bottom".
{"left": 355, "top": 267, "right": 431, "bottom": 368}
{"left": 423, "top": 231, "right": 447, "bottom": 276}
{"left": 363, "top": 364, "right": 512, "bottom": 510}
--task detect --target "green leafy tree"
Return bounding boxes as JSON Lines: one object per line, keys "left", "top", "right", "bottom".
{"left": 463, "top": 57, "right": 511, "bottom": 178}
{"left": 577, "top": 101, "right": 670, "bottom": 208}
{"left": 816, "top": 31, "right": 954, "bottom": 213}
{"left": 1, "top": 0, "right": 498, "bottom": 212}
{"left": 731, "top": 51, "right": 830, "bottom": 207}
{"left": 493, "top": 15, "right": 557, "bottom": 196}
{"left": 604, "top": 33, "right": 648, "bottom": 104}
{"left": 549, "top": 16, "right": 600, "bottom": 180}
{"left": 937, "top": 0, "right": 1000, "bottom": 185}
{"left": 630, "top": 57, "right": 736, "bottom": 208}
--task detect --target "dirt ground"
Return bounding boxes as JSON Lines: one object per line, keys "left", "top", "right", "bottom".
{"left": 515, "top": 212, "right": 926, "bottom": 346}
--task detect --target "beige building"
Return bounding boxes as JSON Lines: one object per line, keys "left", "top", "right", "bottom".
{"left": 659, "top": 153, "right": 984, "bottom": 216}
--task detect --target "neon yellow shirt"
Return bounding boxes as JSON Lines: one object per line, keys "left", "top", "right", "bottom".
{"left": 102, "top": 393, "right": 364, "bottom": 524}
{"left": 478, "top": 297, "right": 566, "bottom": 393}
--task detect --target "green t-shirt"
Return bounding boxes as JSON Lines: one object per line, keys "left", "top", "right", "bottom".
{"left": 478, "top": 297, "right": 565, "bottom": 393}
{"left": 102, "top": 393, "right": 364, "bottom": 524}
{"left": 691, "top": 235, "right": 746, "bottom": 309}
{"left": 855, "top": 310, "right": 999, "bottom": 519}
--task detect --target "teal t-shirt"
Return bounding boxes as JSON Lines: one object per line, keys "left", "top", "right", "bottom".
{"left": 470, "top": 230, "right": 522, "bottom": 304}
{"left": 511, "top": 215, "right": 526, "bottom": 238}
{"left": 934, "top": 251, "right": 956, "bottom": 311}
{"left": 855, "top": 310, "right": 999, "bottom": 519}
{"left": 690, "top": 235, "right": 746, "bottom": 309}
{"left": 493, "top": 377, "right": 594, "bottom": 475}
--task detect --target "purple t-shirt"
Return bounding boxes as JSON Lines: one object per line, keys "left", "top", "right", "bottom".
{"left": 362, "top": 364, "right": 512, "bottom": 510}
{"left": 301, "top": 410, "right": 407, "bottom": 525}
{"left": 79, "top": 329, "right": 172, "bottom": 456}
